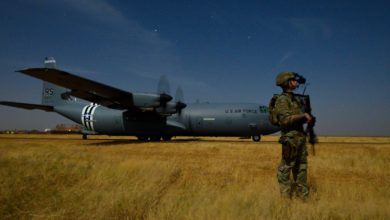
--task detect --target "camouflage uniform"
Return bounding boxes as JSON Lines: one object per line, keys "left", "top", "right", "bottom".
{"left": 275, "top": 92, "right": 309, "bottom": 199}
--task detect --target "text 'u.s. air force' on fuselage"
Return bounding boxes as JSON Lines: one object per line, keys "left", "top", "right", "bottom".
{"left": 0, "top": 57, "right": 279, "bottom": 141}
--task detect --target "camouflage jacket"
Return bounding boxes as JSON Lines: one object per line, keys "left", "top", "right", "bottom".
{"left": 274, "top": 92, "right": 306, "bottom": 138}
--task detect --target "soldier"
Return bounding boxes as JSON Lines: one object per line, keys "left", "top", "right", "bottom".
{"left": 274, "top": 71, "right": 313, "bottom": 199}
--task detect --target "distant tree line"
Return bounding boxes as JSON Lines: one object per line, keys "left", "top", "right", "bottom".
{"left": 1, "top": 124, "right": 82, "bottom": 134}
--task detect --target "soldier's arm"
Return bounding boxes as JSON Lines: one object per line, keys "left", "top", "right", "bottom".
{"left": 275, "top": 97, "right": 307, "bottom": 127}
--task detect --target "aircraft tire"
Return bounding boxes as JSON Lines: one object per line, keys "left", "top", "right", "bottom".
{"left": 137, "top": 136, "right": 149, "bottom": 141}
{"left": 162, "top": 135, "right": 172, "bottom": 141}
{"left": 252, "top": 135, "right": 261, "bottom": 142}
{"left": 82, "top": 134, "right": 87, "bottom": 140}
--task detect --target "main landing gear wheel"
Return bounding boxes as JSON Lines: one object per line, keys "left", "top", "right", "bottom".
{"left": 150, "top": 136, "right": 161, "bottom": 141}
{"left": 252, "top": 135, "right": 261, "bottom": 142}
{"left": 137, "top": 136, "right": 171, "bottom": 141}
{"left": 137, "top": 136, "right": 149, "bottom": 141}
{"left": 162, "top": 135, "right": 173, "bottom": 141}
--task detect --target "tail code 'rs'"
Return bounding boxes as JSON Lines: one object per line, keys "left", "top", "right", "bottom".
{"left": 42, "top": 57, "right": 70, "bottom": 106}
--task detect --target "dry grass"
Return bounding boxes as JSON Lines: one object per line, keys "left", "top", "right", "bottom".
{"left": 0, "top": 134, "right": 389, "bottom": 219}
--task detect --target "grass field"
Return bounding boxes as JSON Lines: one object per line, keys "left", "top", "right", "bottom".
{"left": 0, "top": 134, "right": 389, "bottom": 219}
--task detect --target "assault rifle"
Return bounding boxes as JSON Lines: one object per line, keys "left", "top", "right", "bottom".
{"left": 295, "top": 94, "right": 317, "bottom": 155}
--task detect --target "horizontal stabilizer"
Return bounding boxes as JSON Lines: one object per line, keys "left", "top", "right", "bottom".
{"left": 0, "top": 101, "right": 54, "bottom": 112}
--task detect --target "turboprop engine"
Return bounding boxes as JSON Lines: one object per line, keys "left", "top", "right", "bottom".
{"left": 132, "top": 92, "right": 172, "bottom": 110}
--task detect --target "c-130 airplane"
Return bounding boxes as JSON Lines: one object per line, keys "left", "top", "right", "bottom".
{"left": 0, "top": 57, "right": 279, "bottom": 141}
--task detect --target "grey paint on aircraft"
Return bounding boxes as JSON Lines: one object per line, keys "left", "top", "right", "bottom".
{"left": 0, "top": 58, "right": 280, "bottom": 141}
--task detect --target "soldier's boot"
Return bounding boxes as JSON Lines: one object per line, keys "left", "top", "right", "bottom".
{"left": 280, "top": 185, "right": 292, "bottom": 199}
{"left": 295, "top": 183, "right": 309, "bottom": 201}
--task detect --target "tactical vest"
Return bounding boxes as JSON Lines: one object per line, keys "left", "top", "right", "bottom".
{"left": 268, "top": 94, "right": 280, "bottom": 126}
{"left": 275, "top": 93, "right": 305, "bottom": 134}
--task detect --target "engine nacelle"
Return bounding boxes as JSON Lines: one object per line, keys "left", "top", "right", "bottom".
{"left": 132, "top": 92, "right": 172, "bottom": 109}
{"left": 155, "top": 102, "right": 187, "bottom": 115}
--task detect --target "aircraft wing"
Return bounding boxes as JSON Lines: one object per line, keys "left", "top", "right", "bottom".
{"left": 18, "top": 68, "right": 136, "bottom": 110}
{"left": 0, "top": 101, "right": 54, "bottom": 112}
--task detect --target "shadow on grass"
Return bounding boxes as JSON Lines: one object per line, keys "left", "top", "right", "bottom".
{"left": 0, "top": 135, "right": 278, "bottom": 145}
{"left": 88, "top": 138, "right": 204, "bottom": 146}
{"left": 87, "top": 137, "right": 276, "bottom": 146}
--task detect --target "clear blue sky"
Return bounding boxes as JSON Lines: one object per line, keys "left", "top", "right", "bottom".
{"left": 0, "top": 0, "right": 389, "bottom": 136}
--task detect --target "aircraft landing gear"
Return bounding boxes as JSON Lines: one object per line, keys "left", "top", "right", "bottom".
{"left": 136, "top": 135, "right": 172, "bottom": 141}
{"left": 137, "top": 136, "right": 149, "bottom": 141}
{"left": 252, "top": 135, "right": 261, "bottom": 142}
{"left": 150, "top": 136, "right": 161, "bottom": 141}
{"left": 162, "top": 135, "right": 172, "bottom": 141}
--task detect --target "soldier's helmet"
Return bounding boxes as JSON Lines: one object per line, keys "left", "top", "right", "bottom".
{"left": 276, "top": 71, "right": 296, "bottom": 87}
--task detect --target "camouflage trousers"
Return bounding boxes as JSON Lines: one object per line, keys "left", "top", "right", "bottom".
{"left": 277, "top": 143, "right": 309, "bottom": 199}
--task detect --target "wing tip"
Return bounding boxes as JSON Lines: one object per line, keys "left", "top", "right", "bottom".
{"left": 15, "top": 69, "right": 25, "bottom": 74}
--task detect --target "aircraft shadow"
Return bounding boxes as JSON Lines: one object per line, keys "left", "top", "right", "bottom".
{"left": 0, "top": 136, "right": 276, "bottom": 146}
{"left": 89, "top": 138, "right": 203, "bottom": 146}
{"left": 88, "top": 138, "right": 274, "bottom": 146}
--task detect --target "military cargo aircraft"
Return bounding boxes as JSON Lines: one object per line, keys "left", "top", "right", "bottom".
{"left": 0, "top": 58, "right": 279, "bottom": 141}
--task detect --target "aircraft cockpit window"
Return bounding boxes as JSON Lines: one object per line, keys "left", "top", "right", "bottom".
{"left": 259, "top": 106, "right": 268, "bottom": 113}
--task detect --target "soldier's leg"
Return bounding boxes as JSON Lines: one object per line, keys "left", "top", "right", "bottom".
{"left": 277, "top": 158, "right": 293, "bottom": 198}
{"left": 295, "top": 146, "right": 309, "bottom": 198}
{"left": 291, "top": 145, "right": 303, "bottom": 184}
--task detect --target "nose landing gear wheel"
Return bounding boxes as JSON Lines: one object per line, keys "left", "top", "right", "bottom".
{"left": 162, "top": 135, "right": 172, "bottom": 141}
{"left": 137, "top": 136, "right": 149, "bottom": 141}
{"left": 252, "top": 135, "right": 261, "bottom": 142}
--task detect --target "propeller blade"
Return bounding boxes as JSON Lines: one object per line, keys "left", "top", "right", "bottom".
{"left": 157, "top": 74, "right": 170, "bottom": 95}
{"left": 175, "top": 86, "right": 186, "bottom": 114}
{"left": 175, "top": 86, "right": 184, "bottom": 103}
{"left": 176, "top": 102, "right": 187, "bottom": 110}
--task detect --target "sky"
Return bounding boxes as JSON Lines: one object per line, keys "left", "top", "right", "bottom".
{"left": 0, "top": 0, "right": 389, "bottom": 136}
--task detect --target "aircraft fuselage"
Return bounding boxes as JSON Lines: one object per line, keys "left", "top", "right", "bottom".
{"left": 54, "top": 102, "right": 279, "bottom": 140}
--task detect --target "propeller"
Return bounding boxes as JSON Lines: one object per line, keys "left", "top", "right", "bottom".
{"left": 175, "top": 86, "right": 186, "bottom": 114}
{"left": 157, "top": 75, "right": 172, "bottom": 105}
{"left": 157, "top": 75, "right": 186, "bottom": 114}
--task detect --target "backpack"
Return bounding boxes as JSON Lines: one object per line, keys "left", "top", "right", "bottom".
{"left": 268, "top": 94, "right": 280, "bottom": 126}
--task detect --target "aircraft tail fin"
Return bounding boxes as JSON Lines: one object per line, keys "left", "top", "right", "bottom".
{"left": 42, "top": 57, "right": 71, "bottom": 106}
